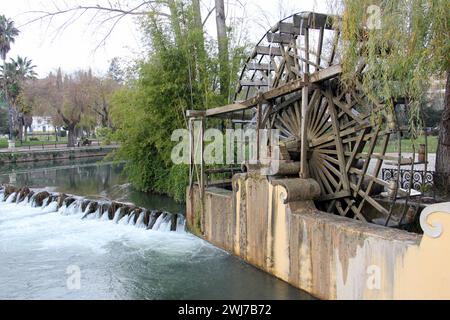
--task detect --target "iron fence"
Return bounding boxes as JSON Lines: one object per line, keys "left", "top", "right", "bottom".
{"left": 381, "top": 168, "right": 450, "bottom": 196}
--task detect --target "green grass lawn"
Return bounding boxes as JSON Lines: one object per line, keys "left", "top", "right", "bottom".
{"left": 375, "top": 135, "right": 438, "bottom": 154}
{"left": 0, "top": 137, "right": 68, "bottom": 149}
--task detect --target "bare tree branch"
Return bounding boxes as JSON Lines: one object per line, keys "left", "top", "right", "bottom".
{"left": 18, "top": 2, "right": 168, "bottom": 28}
{"left": 17, "top": 1, "right": 172, "bottom": 49}
{"left": 202, "top": 6, "right": 215, "bottom": 27}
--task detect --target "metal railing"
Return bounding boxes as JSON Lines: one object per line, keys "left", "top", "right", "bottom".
{"left": 1, "top": 139, "right": 102, "bottom": 152}
{"left": 382, "top": 168, "right": 450, "bottom": 198}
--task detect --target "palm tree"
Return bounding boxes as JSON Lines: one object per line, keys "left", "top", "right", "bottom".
{"left": 0, "top": 15, "right": 19, "bottom": 144}
{"left": 13, "top": 56, "right": 37, "bottom": 80}
{"left": 0, "top": 56, "right": 37, "bottom": 142}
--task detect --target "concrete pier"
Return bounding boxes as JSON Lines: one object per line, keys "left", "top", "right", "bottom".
{"left": 187, "top": 173, "right": 450, "bottom": 299}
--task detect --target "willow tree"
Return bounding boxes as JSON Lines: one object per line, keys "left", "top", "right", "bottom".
{"left": 340, "top": 0, "right": 449, "bottom": 175}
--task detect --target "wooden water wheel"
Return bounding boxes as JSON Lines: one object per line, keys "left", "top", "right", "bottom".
{"left": 233, "top": 12, "right": 415, "bottom": 223}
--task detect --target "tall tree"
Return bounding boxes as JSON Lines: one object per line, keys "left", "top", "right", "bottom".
{"left": 24, "top": 69, "right": 119, "bottom": 147}
{"left": 436, "top": 71, "right": 450, "bottom": 175}
{"left": 91, "top": 76, "right": 118, "bottom": 128}
{"left": 57, "top": 71, "right": 97, "bottom": 147}
{"left": 107, "top": 58, "right": 124, "bottom": 84}
{"left": 215, "top": 0, "right": 230, "bottom": 101}
{"left": 0, "top": 15, "right": 19, "bottom": 143}
{"left": 0, "top": 56, "right": 37, "bottom": 141}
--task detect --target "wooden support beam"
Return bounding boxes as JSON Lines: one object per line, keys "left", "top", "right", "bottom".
{"left": 317, "top": 190, "right": 351, "bottom": 201}
{"left": 300, "top": 85, "right": 309, "bottom": 178}
{"left": 271, "top": 22, "right": 304, "bottom": 35}
{"left": 310, "top": 64, "right": 341, "bottom": 82}
{"left": 267, "top": 33, "right": 294, "bottom": 44}
{"left": 246, "top": 62, "right": 275, "bottom": 71}
{"left": 316, "top": 27, "right": 324, "bottom": 71}
{"left": 253, "top": 46, "right": 282, "bottom": 57}
{"left": 326, "top": 91, "right": 350, "bottom": 191}
{"left": 186, "top": 110, "right": 206, "bottom": 117}
{"left": 240, "top": 80, "right": 268, "bottom": 87}
{"left": 190, "top": 65, "right": 342, "bottom": 118}
{"left": 289, "top": 55, "right": 322, "bottom": 71}
{"left": 293, "top": 12, "right": 337, "bottom": 30}
{"left": 204, "top": 103, "right": 251, "bottom": 117}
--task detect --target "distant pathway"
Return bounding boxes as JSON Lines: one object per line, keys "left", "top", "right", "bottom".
{"left": 0, "top": 141, "right": 108, "bottom": 154}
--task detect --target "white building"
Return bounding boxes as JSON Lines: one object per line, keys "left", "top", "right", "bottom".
{"left": 29, "top": 116, "right": 55, "bottom": 133}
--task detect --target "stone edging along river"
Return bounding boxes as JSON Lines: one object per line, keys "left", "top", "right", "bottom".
{"left": 0, "top": 185, "right": 186, "bottom": 233}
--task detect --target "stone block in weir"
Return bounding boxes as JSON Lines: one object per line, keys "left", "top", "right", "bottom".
{"left": 64, "top": 197, "right": 77, "bottom": 208}
{"left": 170, "top": 213, "right": 177, "bottom": 231}
{"left": 57, "top": 194, "right": 68, "bottom": 209}
{"left": 87, "top": 201, "right": 98, "bottom": 214}
{"left": 4, "top": 185, "right": 18, "bottom": 199}
{"left": 33, "top": 191, "right": 50, "bottom": 207}
{"left": 114, "top": 207, "right": 127, "bottom": 222}
{"left": 81, "top": 200, "right": 90, "bottom": 212}
{"left": 48, "top": 194, "right": 58, "bottom": 204}
{"left": 122, "top": 205, "right": 136, "bottom": 216}
{"left": 100, "top": 203, "right": 110, "bottom": 215}
{"left": 81, "top": 201, "right": 99, "bottom": 219}
{"left": 147, "top": 210, "right": 162, "bottom": 229}
{"left": 17, "top": 187, "right": 31, "bottom": 202}
{"left": 108, "top": 202, "right": 123, "bottom": 219}
{"left": 132, "top": 208, "right": 143, "bottom": 223}
{"left": 27, "top": 191, "right": 35, "bottom": 202}
{"left": 142, "top": 210, "right": 150, "bottom": 226}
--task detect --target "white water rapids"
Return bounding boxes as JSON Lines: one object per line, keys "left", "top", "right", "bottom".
{"left": 0, "top": 190, "right": 311, "bottom": 299}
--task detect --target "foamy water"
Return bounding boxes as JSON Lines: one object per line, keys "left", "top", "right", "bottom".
{"left": 0, "top": 191, "right": 311, "bottom": 299}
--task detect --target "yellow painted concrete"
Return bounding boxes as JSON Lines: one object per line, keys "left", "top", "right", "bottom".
{"left": 271, "top": 185, "right": 290, "bottom": 282}
{"left": 395, "top": 211, "right": 450, "bottom": 299}
{"left": 187, "top": 174, "right": 450, "bottom": 300}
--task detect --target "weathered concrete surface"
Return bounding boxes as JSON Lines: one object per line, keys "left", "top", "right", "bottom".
{"left": 187, "top": 173, "right": 450, "bottom": 299}
{"left": 0, "top": 145, "right": 118, "bottom": 164}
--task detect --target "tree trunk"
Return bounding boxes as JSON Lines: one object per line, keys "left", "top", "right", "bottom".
{"left": 3, "top": 58, "right": 15, "bottom": 143}
{"left": 17, "top": 116, "right": 23, "bottom": 143}
{"left": 7, "top": 103, "right": 15, "bottom": 142}
{"left": 167, "top": 0, "right": 183, "bottom": 47}
{"left": 435, "top": 70, "right": 450, "bottom": 188}
{"left": 192, "top": 0, "right": 207, "bottom": 64}
{"left": 67, "top": 125, "right": 76, "bottom": 147}
{"left": 215, "top": 0, "right": 230, "bottom": 102}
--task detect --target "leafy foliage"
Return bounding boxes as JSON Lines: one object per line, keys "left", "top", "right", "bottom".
{"left": 0, "top": 15, "right": 19, "bottom": 61}
{"left": 340, "top": 0, "right": 449, "bottom": 137}
{"left": 110, "top": 1, "right": 248, "bottom": 201}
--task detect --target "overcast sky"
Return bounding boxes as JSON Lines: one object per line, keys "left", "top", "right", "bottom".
{"left": 1, "top": 0, "right": 332, "bottom": 77}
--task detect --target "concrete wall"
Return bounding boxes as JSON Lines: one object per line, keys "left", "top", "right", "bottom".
{"left": 186, "top": 173, "right": 450, "bottom": 300}
{"left": 0, "top": 145, "right": 117, "bottom": 164}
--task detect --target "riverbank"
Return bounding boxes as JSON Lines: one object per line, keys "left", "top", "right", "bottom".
{"left": 0, "top": 144, "right": 118, "bottom": 164}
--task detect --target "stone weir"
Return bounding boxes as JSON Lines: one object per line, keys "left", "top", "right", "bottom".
{"left": 0, "top": 185, "right": 186, "bottom": 233}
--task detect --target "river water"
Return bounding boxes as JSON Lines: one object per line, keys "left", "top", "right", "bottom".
{"left": 0, "top": 157, "right": 313, "bottom": 300}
